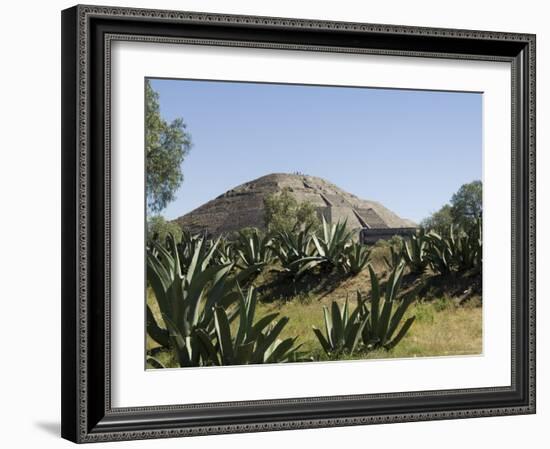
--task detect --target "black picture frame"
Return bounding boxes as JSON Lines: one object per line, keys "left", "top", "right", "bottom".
{"left": 61, "top": 4, "right": 536, "bottom": 443}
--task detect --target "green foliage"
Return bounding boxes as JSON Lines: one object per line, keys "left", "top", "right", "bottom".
{"left": 146, "top": 79, "right": 192, "bottom": 214}
{"left": 263, "top": 188, "right": 320, "bottom": 234}
{"left": 451, "top": 180, "right": 482, "bottom": 226}
{"left": 343, "top": 242, "right": 372, "bottom": 275}
{"left": 425, "top": 232, "right": 453, "bottom": 275}
{"left": 212, "top": 237, "right": 235, "bottom": 266}
{"left": 271, "top": 224, "right": 319, "bottom": 279}
{"left": 421, "top": 181, "right": 482, "bottom": 232}
{"left": 147, "top": 215, "right": 182, "bottom": 243}
{"left": 402, "top": 228, "right": 431, "bottom": 274}
{"left": 196, "top": 287, "right": 302, "bottom": 365}
{"left": 383, "top": 244, "right": 404, "bottom": 271}
{"left": 421, "top": 204, "right": 453, "bottom": 234}
{"left": 311, "top": 217, "right": 355, "bottom": 270}
{"left": 233, "top": 228, "right": 274, "bottom": 274}
{"left": 272, "top": 218, "right": 369, "bottom": 278}
{"left": 146, "top": 235, "right": 239, "bottom": 367}
{"left": 173, "top": 230, "right": 216, "bottom": 274}
{"left": 426, "top": 219, "right": 482, "bottom": 274}
{"left": 312, "top": 297, "right": 366, "bottom": 356}
{"left": 146, "top": 355, "right": 167, "bottom": 369}
{"left": 359, "top": 263, "right": 417, "bottom": 350}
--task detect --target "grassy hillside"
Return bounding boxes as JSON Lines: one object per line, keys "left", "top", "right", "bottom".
{"left": 147, "top": 244, "right": 482, "bottom": 367}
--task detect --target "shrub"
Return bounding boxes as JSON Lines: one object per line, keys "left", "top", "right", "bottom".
{"left": 147, "top": 215, "right": 182, "bottom": 242}
{"left": 263, "top": 188, "right": 320, "bottom": 234}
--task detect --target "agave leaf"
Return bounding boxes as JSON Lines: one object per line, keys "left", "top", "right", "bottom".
{"left": 161, "top": 313, "right": 191, "bottom": 366}
{"left": 331, "top": 301, "right": 344, "bottom": 347}
{"left": 368, "top": 265, "right": 380, "bottom": 331}
{"left": 194, "top": 328, "right": 220, "bottom": 366}
{"left": 146, "top": 305, "right": 170, "bottom": 347}
{"left": 146, "top": 355, "right": 166, "bottom": 369}
{"left": 385, "top": 317, "right": 416, "bottom": 350}
{"left": 249, "top": 313, "right": 280, "bottom": 341}
{"left": 213, "top": 306, "right": 235, "bottom": 364}
{"left": 255, "top": 317, "right": 289, "bottom": 358}
{"left": 312, "top": 327, "right": 332, "bottom": 354}
{"left": 386, "top": 292, "right": 416, "bottom": 340}
{"left": 265, "top": 338, "right": 300, "bottom": 363}
{"left": 322, "top": 306, "right": 333, "bottom": 347}
{"left": 235, "top": 341, "right": 255, "bottom": 364}
{"left": 376, "top": 300, "right": 393, "bottom": 345}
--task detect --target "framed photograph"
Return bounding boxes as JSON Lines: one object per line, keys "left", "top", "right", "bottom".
{"left": 61, "top": 4, "right": 536, "bottom": 443}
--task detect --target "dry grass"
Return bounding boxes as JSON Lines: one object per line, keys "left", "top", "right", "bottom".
{"left": 254, "top": 295, "right": 482, "bottom": 361}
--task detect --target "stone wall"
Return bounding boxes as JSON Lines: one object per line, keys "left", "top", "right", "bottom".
{"left": 359, "top": 227, "right": 417, "bottom": 244}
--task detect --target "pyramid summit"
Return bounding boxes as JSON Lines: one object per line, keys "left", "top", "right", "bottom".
{"left": 174, "top": 173, "right": 416, "bottom": 240}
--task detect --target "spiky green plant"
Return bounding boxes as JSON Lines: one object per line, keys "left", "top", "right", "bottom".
{"left": 312, "top": 297, "right": 366, "bottom": 356}
{"left": 170, "top": 229, "right": 216, "bottom": 274}
{"left": 450, "top": 220, "right": 482, "bottom": 272}
{"left": 271, "top": 224, "right": 320, "bottom": 278}
{"left": 343, "top": 242, "right": 372, "bottom": 275}
{"left": 196, "top": 287, "right": 302, "bottom": 365}
{"left": 425, "top": 232, "right": 453, "bottom": 275}
{"left": 383, "top": 244, "right": 404, "bottom": 271}
{"left": 212, "top": 236, "right": 235, "bottom": 266}
{"left": 146, "top": 355, "right": 166, "bottom": 369}
{"left": 402, "top": 229, "right": 430, "bottom": 274}
{"left": 359, "top": 263, "right": 416, "bottom": 350}
{"left": 147, "top": 235, "right": 240, "bottom": 367}
{"left": 234, "top": 228, "right": 274, "bottom": 274}
{"left": 426, "top": 220, "right": 482, "bottom": 274}
{"left": 310, "top": 217, "right": 354, "bottom": 271}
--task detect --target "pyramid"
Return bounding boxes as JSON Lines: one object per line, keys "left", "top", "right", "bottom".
{"left": 174, "top": 173, "right": 416, "bottom": 238}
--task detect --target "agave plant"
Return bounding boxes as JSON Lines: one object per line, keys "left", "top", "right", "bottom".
{"left": 147, "top": 234, "right": 240, "bottom": 367}
{"left": 425, "top": 232, "right": 453, "bottom": 275}
{"left": 196, "top": 287, "right": 302, "bottom": 365}
{"left": 426, "top": 221, "right": 482, "bottom": 274}
{"left": 271, "top": 224, "right": 321, "bottom": 278}
{"left": 342, "top": 242, "right": 372, "bottom": 275}
{"left": 402, "top": 228, "right": 431, "bottom": 274}
{"left": 312, "top": 297, "right": 366, "bottom": 356}
{"left": 383, "top": 244, "right": 404, "bottom": 271}
{"left": 212, "top": 236, "right": 235, "bottom": 266}
{"left": 310, "top": 217, "right": 354, "bottom": 271}
{"left": 359, "top": 263, "right": 416, "bottom": 350}
{"left": 146, "top": 355, "right": 167, "bottom": 369}
{"left": 234, "top": 228, "right": 275, "bottom": 274}
{"left": 450, "top": 221, "right": 482, "bottom": 272}
{"left": 156, "top": 229, "right": 220, "bottom": 276}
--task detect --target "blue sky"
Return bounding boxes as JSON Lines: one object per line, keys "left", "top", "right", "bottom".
{"left": 149, "top": 78, "right": 482, "bottom": 223}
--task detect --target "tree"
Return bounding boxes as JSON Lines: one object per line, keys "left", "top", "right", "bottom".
{"left": 263, "top": 188, "right": 320, "bottom": 233}
{"left": 421, "top": 181, "right": 482, "bottom": 232}
{"left": 147, "top": 215, "right": 183, "bottom": 243}
{"left": 450, "top": 180, "right": 482, "bottom": 225}
{"left": 146, "top": 79, "right": 192, "bottom": 214}
{"left": 421, "top": 204, "right": 453, "bottom": 234}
